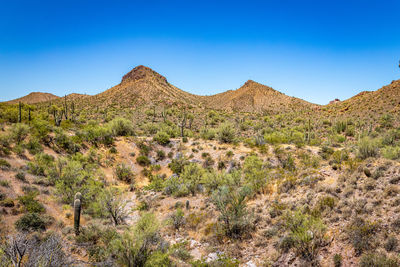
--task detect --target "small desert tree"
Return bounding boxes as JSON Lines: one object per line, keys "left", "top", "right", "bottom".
{"left": 10, "top": 123, "right": 30, "bottom": 145}
{"left": 100, "top": 187, "right": 129, "bottom": 226}
{"left": 110, "top": 212, "right": 160, "bottom": 266}
{"left": 1, "top": 233, "right": 69, "bottom": 267}
{"left": 108, "top": 117, "right": 134, "bottom": 136}
{"left": 181, "top": 163, "right": 204, "bottom": 196}
{"left": 217, "top": 123, "right": 235, "bottom": 143}
{"left": 1, "top": 233, "right": 31, "bottom": 267}
{"left": 212, "top": 185, "right": 252, "bottom": 238}
{"left": 243, "top": 155, "right": 269, "bottom": 195}
{"left": 284, "top": 210, "right": 327, "bottom": 262}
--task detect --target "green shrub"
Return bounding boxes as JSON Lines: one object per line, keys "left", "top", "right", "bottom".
{"left": 243, "top": 155, "right": 268, "bottom": 194}
{"left": 0, "top": 159, "right": 11, "bottom": 170}
{"left": 0, "top": 133, "right": 11, "bottom": 155}
{"left": 201, "top": 152, "right": 210, "bottom": 158}
{"left": 75, "top": 224, "right": 118, "bottom": 262}
{"left": 334, "top": 120, "right": 348, "bottom": 134}
{"left": 276, "top": 150, "right": 296, "bottom": 172}
{"left": 170, "top": 208, "right": 185, "bottom": 230}
{"left": 115, "top": 163, "right": 135, "bottom": 183}
{"left": 200, "top": 127, "right": 216, "bottom": 140}
{"left": 347, "top": 217, "right": 377, "bottom": 254}
{"left": 0, "top": 198, "right": 14, "bottom": 207}
{"left": 332, "top": 149, "right": 349, "bottom": 165}
{"left": 0, "top": 180, "right": 10, "bottom": 187}
{"left": 53, "top": 157, "right": 104, "bottom": 208}
{"left": 180, "top": 163, "right": 204, "bottom": 196}
{"left": 54, "top": 130, "right": 80, "bottom": 154}
{"left": 212, "top": 185, "right": 252, "bottom": 238}
{"left": 15, "top": 171, "right": 26, "bottom": 182}
{"left": 168, "top": 157, "right": 189, "bottom": 175}
{"left": 332, "top": 134, "right": 346, "bottom": 143}
{"left": 153, "top": 131, "right": 170, "bottom": 145}
{"left": 315, "top": 196, "right": 336, "bottom": 214}
{"left": 28, "top": 153, "right": 55, "bottom": 176}
{"left": 357, "top": 137, "right": 379, "bottom": 160}
{"left": 145, "top": 251, "right": 171, "bottom": 267}
{"left": 284, "top": 210, "right": 327, "bottom": 262}
{"left": 145, "top": 175, "right": 165, "bottom": 192}
{"left": 290, "top": 131, "right": 305, "bottom": 148}
{"left": 108, "top": 117, "right": 134, "bottom": 136}
{"left": 31, "top": 119, "right": 52, "bottom": 143}
{"left": 163, "top": 175, "right": 181, "bottom": 196}
{"left": 279, "top": 235, "right": 295, "bottom": 252}
{"left": 25, "top": 138, "right": 43, "bottom": 154}
{"left": 333, "top": 254, "right": 342, "bottom": 267}
{"left": 345, "top": 125, "right": 355, "bottom": 137}
{"left": 136, "top": 141, "right": 151, "bottom": 156}
{"left": 14, "top": 144, "right": 25, "bottom": 156}
{"left": 380, "top": 114, "right": 394, "bottom": 128}
{"left": 384, "top": 236, "right": 398, "bottom": 252}
{"left": 15, "top": 212, "right": 47, "bottom": 232}
{"left": 84, "top": 124, "right": 114, "bottom": 146}
{"left": 136, "top": 155, "right": 151, "bottom": 166}
{"left": 264, "top": 131, "right": 288, "bottom": 145}
{"left": 359, "top": 253, "right": 399, "bottom": 267}
{"left": 319, "top": 146, "right": 334, "bottom": 160}
{"left": 217, "top": 123, "right": 235, "bottom": 143}
{"left": 10, "top": 123, "right": 30, "bottom": 144}
{"left": 156, "top": 150, "right": 166, "bottom": 161}
{"left": 99, "top": 187, "right": 129, "bottom": 225}
{"left": 18, "top": 191, "right": 45, "bottom": 213}
{"left": 382, "top": 146, "right": 400, "bottom": 160}
{"left": 110, "top": 212, "right": 160, "bottom": 266}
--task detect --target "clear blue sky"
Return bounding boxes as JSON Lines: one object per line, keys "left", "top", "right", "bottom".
{"left": 1, "top": 0, "right": 399, "bottom": 104}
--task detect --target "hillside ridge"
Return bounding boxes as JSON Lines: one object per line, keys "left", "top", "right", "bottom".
{"left": 5, "top": 66, "right": 400, "bottom": 116}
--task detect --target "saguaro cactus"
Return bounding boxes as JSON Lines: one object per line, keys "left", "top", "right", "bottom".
{"left": 64, "top": 95, "right": 68, "bottom": 120}
{"left": 74, "top": 192, "right": 82, "bottom": 236}
{"left": 18, "top": 102, "right": 22, "bottom": 123}
{"left": 74, "top": 199, "right": 81, "bottom": 236}
{"left": 161, "top": 107, "right": 167, "bottom": 122}
{"left": 28, "top": 107, "right": 31, "bottom": 122}
{"left": 74, "top": 192, "right": 82, "bottom": 202}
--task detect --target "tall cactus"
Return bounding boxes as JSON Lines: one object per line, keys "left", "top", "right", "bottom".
{"left": 18, "top": 102, "right": 22, "bottom": 123}
{"left": 64, "top": 95, "right": 68, "bottom": 120}
{"left": 161, "top": 107, "right": 167, "bottom": 122}
{"left": 74, "top": 192, "right": 82, "bottom": 202}
{"left": 74, "top": 199, "right": 81, "bottom": 236}
{"left": 74, "top": 192, "right": 82, "bottom": 236}
{"left": 28, "top": 107, "right": 31, "bottom": 122}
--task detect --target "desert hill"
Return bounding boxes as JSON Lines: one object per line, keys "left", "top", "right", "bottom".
{"left": 84, "top": 66, "right": 316, "bottom": 114}
{"left": 8, "top": 66, "right": 314, "bottom": 114}
{"left": 6, "top": 92, "right": 60, "bottom": 104}
{"left": 204, "top": 79, "right": 317, "bottom": 113}
{"left": 5, "top": 66, "right": 400, "bottom": 119}
{"left": 326, "top": 79, "right": 400, "bottom": 117}
{"left": 87, "top": 65, "right": 201, "bottom": 109}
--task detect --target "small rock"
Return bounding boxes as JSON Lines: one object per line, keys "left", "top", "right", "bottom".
{"left": 246, "top": 260, "right": 257, "bottom": 267}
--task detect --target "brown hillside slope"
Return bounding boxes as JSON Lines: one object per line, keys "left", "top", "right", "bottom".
{"left": 88, "top": 65, "right": 202, "bottom": 109}
{"left": 205, "top": 80, "right": 317, "bottom": 113}
{"left": 87, "top": 66, "right": 316, "bottom": 113}
{"left": 7, "top": 92, "right": 59, "bottom": 104}
{"left": 326, "top": 79, "right": 400, "bottom": 117}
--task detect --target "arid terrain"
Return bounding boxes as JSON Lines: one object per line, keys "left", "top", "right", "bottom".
{"left": 1, "top": 65, "right": 400, "bottom": 266}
